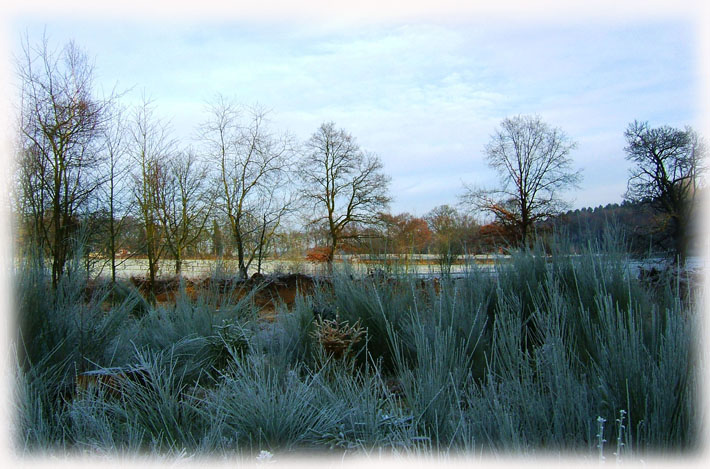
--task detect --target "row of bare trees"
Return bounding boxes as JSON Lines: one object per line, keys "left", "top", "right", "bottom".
{"left": 12, "top": 37, "right": 395, "bottom": 290}
{"left": 13, "top": 35, "right": 704, "bottom": 293}
{"left": 15, "top": 36, "right": 115, "bottom": 288}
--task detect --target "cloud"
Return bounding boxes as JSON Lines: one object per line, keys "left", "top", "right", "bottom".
{"left": 7, "top": 15, "right": 699, "bottom": 215}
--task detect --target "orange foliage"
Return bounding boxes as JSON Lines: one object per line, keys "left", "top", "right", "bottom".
{"left": 306, "top": 246, "right": 332, "bottom": 262}
{"left": 380, "top": 212, "right": 433, "bottom": 254}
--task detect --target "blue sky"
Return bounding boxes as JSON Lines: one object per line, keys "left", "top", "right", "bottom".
{"left": 3, "top": 1, "right": 706, "bottom": 218}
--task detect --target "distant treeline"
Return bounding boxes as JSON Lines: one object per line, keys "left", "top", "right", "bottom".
{"left": 542, "top": 196, "right": 704, "bottom": 257}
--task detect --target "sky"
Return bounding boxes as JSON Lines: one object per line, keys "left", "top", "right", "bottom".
{"left": 1, "top": 1, "right": 708, "bottom": 219}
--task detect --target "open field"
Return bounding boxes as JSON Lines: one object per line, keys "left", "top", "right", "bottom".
{"left": 90, "top": 253, "right": 705, "bottom": 279}
{"left": 87, "top": 254, "right": 509, "bottom": 279}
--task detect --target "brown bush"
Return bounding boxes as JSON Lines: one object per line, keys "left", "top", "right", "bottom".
{"left": 306, "top": 246, "right": 331, "bottom": 263}
{"left": 311, "top": 317, "right": 366, "bottom": 359}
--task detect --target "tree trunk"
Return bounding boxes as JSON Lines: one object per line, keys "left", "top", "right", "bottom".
{"left": 328, "top": 234, "right": 338, "bottom": 274}
{"left": 671, "top": 214, "right": 688, "bottom": 265}
{"left": 52, "top": 198, "right": 63, "bottom": 289}
{"left": 109, "top": 193, "right": 117, "bottom": 284}
{"left": 257, "top": 214, "right": 267, "bottom": 275}
{"left": 520, "top": 205, "right": 529, "bottom": 249}
{"left": 147, "top": 256, "right": 157, "bottom": 305}
{"left": 235, "top": 232, "right": 248, "bottom": 280}
{"left": 145, "top": 221, "right": 158, "bottom": 304}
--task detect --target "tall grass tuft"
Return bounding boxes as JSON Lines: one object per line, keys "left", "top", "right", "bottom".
{"left": 204, "top": 354, "right": 344, "bottom": 452}
{"left": 15, "top": 248, "right": 137, "bottom": 397}
{"left": 314, "top": 357, "right": 421, "bottom": 452}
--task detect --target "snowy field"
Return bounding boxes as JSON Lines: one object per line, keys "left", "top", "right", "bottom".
{"left": 88, "top": 254, "right": 704, "bottom": 280}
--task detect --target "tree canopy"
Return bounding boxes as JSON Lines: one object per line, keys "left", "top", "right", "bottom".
{"left": 462, "top": 115, "right": 581, "bottom": 247}
{"left": 624, "top": 120, "right": 705, "bottom": 260}
{"left": 299, "top": 122, "right": 391, "bottom": 265}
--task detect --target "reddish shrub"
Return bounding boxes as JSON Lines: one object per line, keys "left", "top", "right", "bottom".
{"left": 306, "top": 246, "right": 331, "bottom": 263}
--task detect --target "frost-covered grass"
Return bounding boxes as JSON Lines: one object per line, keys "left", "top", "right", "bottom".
{"left": 12, "top": 237, "right": 700, "bottom": 460}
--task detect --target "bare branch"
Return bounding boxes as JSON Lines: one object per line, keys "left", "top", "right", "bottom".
{"left": 200, "top": 96, "right": 296, "bottom": 278}
{"left": 623, "top": 120, "right": 705, "bottom": 260}
{"left": 461, "top": 115, "right": 580, "bottom": 247}
{"left": 299, "top": 122, "right": 391, "bottom": 265}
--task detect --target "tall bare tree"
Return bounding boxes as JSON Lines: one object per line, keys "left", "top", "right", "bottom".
{"left": 624, "top": 120, "right": 705, "bottom": 261}
{"left": 96, "top": 104, "right": 134, "bottom": 283}
{"left": 201, "top": 97, "right": 294, "bottom": 279}
{"left": 16, "top": 35, "right": 113, "bottom": 287}
{"left": 462, "top": 115, "right": 580, "bottom": 247}
{"left": 299, "top": 122, "right": 391, "bottom": 268}
{"left": 128, "top": 97, "right": 175, "bottom": 296}
{"left": 154, "top": 147, "right": 213, "bottom": 274}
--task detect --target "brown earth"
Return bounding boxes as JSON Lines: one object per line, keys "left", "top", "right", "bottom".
{"left": 124, "top": 271, "right": 442, "bottom": 321}
{"left": 129, "top": 272, "right": 320, "bottom": 320}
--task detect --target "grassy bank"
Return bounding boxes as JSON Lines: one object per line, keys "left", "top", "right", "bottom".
{"left": 12, "top": 238, "right": 700, "bottom": 460}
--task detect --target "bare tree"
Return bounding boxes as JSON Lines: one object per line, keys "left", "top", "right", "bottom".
{"left": 425, "top": 205, "right": 478, "bottom": 273}
{"left": 95, "top": 104, "right": 135, "bottom": 283}
{"left": 462, "top": 115, "right": 580, "bottom": 247}
{"left": 16, "top": 34, "right": 113, "bottom": 287}
{"left": 624, "top": 120, "right": 705, "bottom": 261}
{"left": 154, "top": 147, "right": 213, "bottom": 274}
{"left": 128, "top": 97, "right": 175, "bottom": 297}
{"left": 299, "top": 122, "right": 391, "bottom": 268}
{"left": 201, "top": 97, "right": 295, "bottom": 279}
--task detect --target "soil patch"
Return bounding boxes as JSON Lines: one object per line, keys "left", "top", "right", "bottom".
{"left": 129, "top": 272, "right": 320, "bottom": 319}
